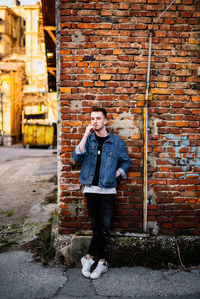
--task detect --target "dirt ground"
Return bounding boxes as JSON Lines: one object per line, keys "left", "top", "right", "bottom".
{"left": 0, "top": 146, "right": 57, "bottom": 262}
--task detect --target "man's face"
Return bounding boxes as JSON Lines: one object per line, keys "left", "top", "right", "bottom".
{"left": 91, "top": 111, "right": 107, "bottom": 132}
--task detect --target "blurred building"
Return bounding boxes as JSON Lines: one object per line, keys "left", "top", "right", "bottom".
{"left": 0, "top": 5, "right": 24, "bottom": 58}
{"left": 13, "top": 2, "right": 48, "bottom": 92}
{"left": 0, "top": 0, "right": 57, "bottom": 146}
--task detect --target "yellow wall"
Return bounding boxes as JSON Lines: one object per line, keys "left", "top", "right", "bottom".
{"left": 0, "top": 74, "right": 11, "bottom": 135}
{"left": 10, "top": 70, "right": 23, "bottom": 139}
{"left": 0, "top": 67, "right": 23, "bottom": 145}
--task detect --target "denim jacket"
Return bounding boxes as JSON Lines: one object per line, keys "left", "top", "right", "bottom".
{"left": 72, "top": 131, "right": 131, "bottom": 188}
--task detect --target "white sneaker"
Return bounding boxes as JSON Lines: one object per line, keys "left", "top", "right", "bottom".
{"left": 81, "top": 256, "right": 95, "bottom": 278}
{"left": 90, "top": 261, "right": 108, "bottom": 279}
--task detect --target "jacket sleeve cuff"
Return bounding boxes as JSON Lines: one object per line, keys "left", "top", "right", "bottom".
{"left": 118, "top": 168, "right": 127, "bottom": 179}
{"left": 75, "top": 145, "right": 86, "bottom": 155}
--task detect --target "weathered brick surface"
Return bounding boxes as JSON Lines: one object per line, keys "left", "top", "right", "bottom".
{"left": 58, "top": 0, "right": 200, "bottom": 236}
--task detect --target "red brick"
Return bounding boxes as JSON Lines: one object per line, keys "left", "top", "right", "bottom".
{"left": 58, "top": 0, "right": 200, "bottom": 235}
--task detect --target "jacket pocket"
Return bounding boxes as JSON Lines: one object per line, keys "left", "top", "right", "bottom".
{"left": 103, "top": 152, "right": 118, "bottom": 184}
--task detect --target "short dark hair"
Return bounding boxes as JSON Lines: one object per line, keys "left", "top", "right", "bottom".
{"left": 91, "top": 106, "right": 107, "bottom": 118}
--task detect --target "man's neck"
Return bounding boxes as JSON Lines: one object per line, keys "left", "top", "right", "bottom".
{"left": 95, "top": 127, "right": 108, "bottom": 137}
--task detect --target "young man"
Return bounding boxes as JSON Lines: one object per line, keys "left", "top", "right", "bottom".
{"left": 73, "top": 106, "right": 131, "bottom": 279}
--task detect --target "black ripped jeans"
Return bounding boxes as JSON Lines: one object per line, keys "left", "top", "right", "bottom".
{"left": 85, "top": 193, "right": 116, "bottom": 260}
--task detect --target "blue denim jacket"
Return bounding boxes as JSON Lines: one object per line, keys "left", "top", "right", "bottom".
{"left": 73, "top": 131, "right": 131, "bottom": 188}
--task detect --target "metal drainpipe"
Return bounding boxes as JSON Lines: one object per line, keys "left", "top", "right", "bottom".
{"left": 143, "top": 0, "right": 176, "bottom": 233}
{"left": 143, "top": 30, "right": 153, "bottom": 233}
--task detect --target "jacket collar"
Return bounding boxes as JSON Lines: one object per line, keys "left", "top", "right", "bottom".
{"left": 90, "top": 130, "right": 114, "bottom": 143}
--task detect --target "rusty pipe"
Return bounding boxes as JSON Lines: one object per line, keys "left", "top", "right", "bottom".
{"left": 143, "top": 0, "right": 176, "bottom": 233}
{"left": 143, "top": 30, "right": 152, "bottom": 233}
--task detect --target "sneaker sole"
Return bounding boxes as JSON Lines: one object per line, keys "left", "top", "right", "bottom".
{"left": 90, "top": 267, "right": 108, "bottom": 279}
{"left": 81, "top": 270, "right": 91, "bottom": 279}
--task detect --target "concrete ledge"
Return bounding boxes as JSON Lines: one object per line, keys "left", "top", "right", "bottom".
{"left": 107, "top": 235, "right": 200, "bottom": 268}
{"left": 52, "top": 213, "right": 200, "bottom": 268}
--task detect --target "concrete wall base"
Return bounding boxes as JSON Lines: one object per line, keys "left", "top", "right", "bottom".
{"left": 106, "top": 235, "right": 200, "bottom": 268}
{"left": 52, "top": 211, "right": 92, "bottom": 267}
{"left": 52, "top": 213, "right": 200, "bottom": 268}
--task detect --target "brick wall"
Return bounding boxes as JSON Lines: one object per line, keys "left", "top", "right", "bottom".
{"left": 58, "top": 0, "right": 200, "bottom": 236}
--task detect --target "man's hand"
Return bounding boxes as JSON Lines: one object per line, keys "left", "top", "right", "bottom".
{"left": 79, "top": 124, "right": 95, "bottom": 153}
{"left": 116, "top": 170, "right": 121, "bottom": 177}
{"left": 84, "top": 123, "right": 96, "bottom": 138}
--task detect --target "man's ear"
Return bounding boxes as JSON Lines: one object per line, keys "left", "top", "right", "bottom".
{"left": 104, "top": 118, "right": 108, "bottom": 125}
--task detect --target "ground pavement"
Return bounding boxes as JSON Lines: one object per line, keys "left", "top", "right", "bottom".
{"left": 0, "top": 250, "right": 200, "bottom": 299}
{"left": 1, "top": 146, "right": 200, "bottom": 299}
{"left": 0, "top": 145, "right": 57, "bottom": 246}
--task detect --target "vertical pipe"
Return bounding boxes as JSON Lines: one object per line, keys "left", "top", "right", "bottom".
{"left": 143, "top": 30, "right": 152, "bottom": 233}
{"left": 143, "top": 0, "right": 176, "bottom": 233}
{"left": 143, "top": 106, "right": 148, "bottom": 232}
{"left": 56, "top": 0, "right": 61, "bottom": 214}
